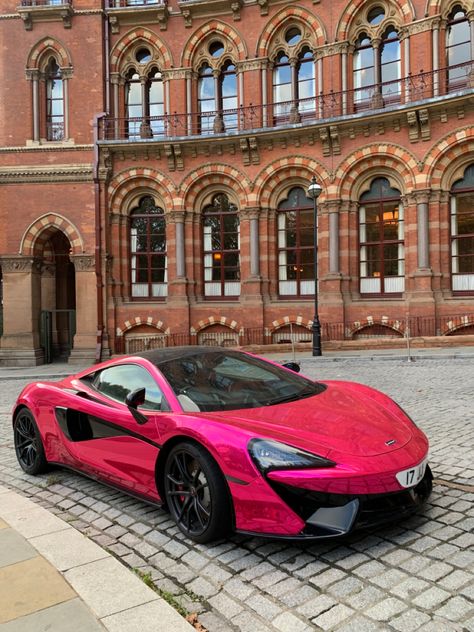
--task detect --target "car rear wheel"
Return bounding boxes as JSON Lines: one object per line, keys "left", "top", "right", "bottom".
{"left": 13, "top": 409, "right": 49, "bottom": 476}
{"left": 164, "top": 442, "right": 231, "bottom": 543}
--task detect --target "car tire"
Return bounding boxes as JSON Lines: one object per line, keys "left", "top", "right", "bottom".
{"left": 13, "top": 409, "right": 49, "bottom": 476}
{"left": 163, "top": 441, "right": 232, "bottom": 543}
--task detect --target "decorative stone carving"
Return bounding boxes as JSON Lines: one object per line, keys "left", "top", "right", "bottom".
{"left": 0, "top": 257, "right": 42, "bottom": 273}
{"left": 71, "top": 255, "right": 95, "bottom": 272}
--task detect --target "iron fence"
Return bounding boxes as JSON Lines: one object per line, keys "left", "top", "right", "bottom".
{"left": 113, "top": 312, "right": 474, "bottom": 354}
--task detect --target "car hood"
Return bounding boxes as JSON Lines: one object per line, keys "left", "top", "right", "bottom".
{"left": 203, "top": 381, "right": 413, "bottom": 458}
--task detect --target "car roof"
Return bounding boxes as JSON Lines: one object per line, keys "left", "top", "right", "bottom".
{"left": 135, "top": 346, "right": 241, "bottom": 366}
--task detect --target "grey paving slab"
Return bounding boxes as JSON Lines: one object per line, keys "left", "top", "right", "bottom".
{"left": 0, "top": 355, "right": 473, "bottom": 631}
{"left": 29, "top": 527, "right": 109, "bottom": 571}
{"left": 0, "top": 528, "right": 37, "bottom": 567}
{"left": 0, "top": 598, "right": 105, "bottom": 632}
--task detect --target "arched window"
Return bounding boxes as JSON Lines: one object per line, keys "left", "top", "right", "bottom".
{"left": 353, "top": 17, "right": 401, "bottom": 108}
{"left": 380, "top": 27, "right": 401, "bottom": 101}
{"left": 359, "top": 178, "right": 404, "bottom": 295}
{"left": 273, "top": 47, "right": 315, "bottom": 120}
{"left": 130, "top": 196, "right": 167, "bottom": 299}
{"left": 451, "top": 164, "right": 474, "bottom": 292}
{"left": 277, "top": 187, "right": 315, "bottom": 296}
{"left": 45, "top": 57, "right": 64, "bottom": 141}
{"left": 446, "top": 7, "right": 471, "bottom": 88}
{"left": 202, "top": 193, "right": 240, "bottom": 297}
{"left": 124, "top": 48, "right": 164, "bottom": 139}
{"left": 353, "top": 35, "right": 375, "bottom": 106}
{"left": 198, "top": 61, "right": 237, "bottom": 135}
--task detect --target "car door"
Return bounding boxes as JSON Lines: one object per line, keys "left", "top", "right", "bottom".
{"left": 57, "top": 363, "right": 166, "bottom": 501}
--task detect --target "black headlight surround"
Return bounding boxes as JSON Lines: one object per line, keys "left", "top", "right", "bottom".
{"left": 248, "top": 438, "right": 336, "bottom": 475}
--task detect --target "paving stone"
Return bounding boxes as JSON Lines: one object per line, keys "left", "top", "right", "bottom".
{"left": 434, "top": 596, "right": 473, "bottom": 621}
{"left": 246, "top": 594, "right": 283, "bottom": 620}
{"left": 391, "top": 610, "right": 431, "bottom": 631}
{"left": 311, "top": 604, "right": 354, "bottom": 630}
{"left": 366, "top": 597, "right": 407, "bottom": 621}
{"left": 273, "top": 611, "right": 312, "bottom": 632}
{"left": 412, "top": 586, "right": 451, "bottom": 609}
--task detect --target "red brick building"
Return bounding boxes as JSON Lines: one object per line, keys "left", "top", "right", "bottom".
{"left": 0, "top": 0, "right": 473, "bottom": 365}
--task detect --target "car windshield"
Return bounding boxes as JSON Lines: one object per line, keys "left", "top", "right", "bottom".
{"left": 155, "top": 351, "right": 325, "bottom": 412}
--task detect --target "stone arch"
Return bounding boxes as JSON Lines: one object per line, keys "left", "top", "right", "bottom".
{"left": 191, "top": 315, "right": 240, "bottom": 334}
{"left": 108, "top": 169, "right": 177, "bottom": 215}
{"left": 425, "top": 0, "right": 471, "bottom": 18}
{"left": 270, "top": 316, "right": 313, "bottom": 331}
{"left": 180, "top": 165, "right": 251, "bottom": 211}
{"left": 349, "top": 316, "right": 405, "bottom": 338}
{"left": 335, "top": 144, "right": 418, "bottom": 199}
{"left": 443, "top": 314, "right": 474, "bottom": 335}
{"left": 180, "top": 21, "right": 247, "bottom": 68}
{"left": 424, "top": 127, "right": 474, "bottom": 190}
{"left": 116, "top": 316, "right": 168, "bottom": 337}
{"left": 110, "top": 28, "right": 173, "bottom": 73}
{"left": 256, "top": 6, "right": 326, "bottom": 58}
{"left": 26, "top": 36, "right": 72, "bottom": 70}
{"left": 253, "top": 157, "right": 331, "bottom": 208}
{"left": 335, "top": 0, "right": 415, "bottom": 42}
{"left": 20, "top": 213, "right": 84, "bottom": 257}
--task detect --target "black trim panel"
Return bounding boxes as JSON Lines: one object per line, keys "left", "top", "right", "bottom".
{"left": 55, "top": 407, "right": 162, "bottom": 449}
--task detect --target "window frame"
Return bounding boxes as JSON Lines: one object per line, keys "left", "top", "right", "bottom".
{"left": 450, "top": 165, "right": 474, "bottom": 295}
{"left": 129, "top": 196, "right": 168, "bottom": 301}
{"left": 358, "top": 178, "right": 405, "bottom": 297}
{"left": 202, "top": 193, "right": 240, "bottom": 299}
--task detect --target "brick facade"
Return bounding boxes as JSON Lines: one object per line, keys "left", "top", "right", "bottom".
{"left": 0, "top": 0, "right": 473, "bottom": 364}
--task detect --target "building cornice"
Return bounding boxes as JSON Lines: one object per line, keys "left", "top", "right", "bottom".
{"left": 0, "top": 144, "right": 94, "bottom": 154}
{"left": 0, "top": 165, "right": 94, "bottom": 184}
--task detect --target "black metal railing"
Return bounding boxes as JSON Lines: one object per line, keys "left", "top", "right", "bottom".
{"left": 20, "top": 0, "right": 72, "bottom": 6}
{"left": 113, "top": 312, "right": 474, "bottom": 354}
{"left": 99, "top": 62, "right": 473, "bottom": 142}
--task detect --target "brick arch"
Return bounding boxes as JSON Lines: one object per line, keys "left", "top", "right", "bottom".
{"left": 110, "top": 28, "right": 173, "bottom": 73}
{"left": 116, "top": 317, "right": 168, "bottom": 337}
{"left": 348, "top": 315, "right": 405, "bottom": 338}
{"left": 20, "top": 214, "right": 84, "bottom": 257}
{"left": 253, "top": 157, "right": 331, "bottom": 207}
{"left": 180, "top": 165, "right": 251, "bottom": 210}
{"left": 270, "top": 316, "right": 313, "bottom": 332}
{"left": 443, "top": 314, "right": 474, "bottom": 335}
{"left": 191, "top": 316, "right": 240, "bottom": 334}
{"left": 424, "top": 127, "right": 474, "bottom": 189}
{"left": 335, "top": 0, "right": 415, "bottom": 42}
{"left": 108, "top": 169, "right": 177, "bottom": 215}
{"left": 180, "top": 20, "right": 247, "bottom": 67}
{"left": 26, "top": 37, "right": 72, "bottom": 70}
{"left": 335, "top": 144, "right": 418, "bottom": 199}
{"left": 256, "top": 6, "right": 326, "bottom": 57}
{"left": 425, "top": 0, "right": 470, "bottom": 18}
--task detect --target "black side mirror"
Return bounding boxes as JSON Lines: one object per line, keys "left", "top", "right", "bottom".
{"left": 125, "top": 388, "right": 148, "bottom": 425}
{"left": 282, "top": 361, "right": 301, "bottom": 373}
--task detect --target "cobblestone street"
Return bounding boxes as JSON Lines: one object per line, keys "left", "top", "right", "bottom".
{"left": 0, "top": 357, "right": 473, "bottom": 631}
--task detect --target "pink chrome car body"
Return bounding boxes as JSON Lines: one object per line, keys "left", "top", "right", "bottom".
{"left": 12, "top": 348, "right": 432, "bottom": 542}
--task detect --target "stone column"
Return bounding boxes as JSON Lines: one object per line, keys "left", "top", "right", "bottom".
{"left": 432, "top": 20, "right": 440, "bottom": 96}
{"left": 289, "top": 58, "right": 301, "bottom": 123}
{"left": 416, "top": 191, "right": 431, "bottom": 270}
{"left": 401, "top": 30, "right": 410, "bottom": 102}
{"left": 240, "top": 208, "right": 263, "bottom": 300}
{"left": 261, "top": 62, "right": 268, "bottom": 126}
{"left": 68, "top": 255, "right": 99, "bottom": 365}
{"left": 371, "top": 39, "right": 384, "bottom": 108}
{"left": 341, "top": 48, "right": 348, "bottom": 115}
{"left": 0, "top": 257, "right": 43, "bottom": 366}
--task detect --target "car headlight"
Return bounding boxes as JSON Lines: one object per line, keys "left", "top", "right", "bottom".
{"left": 248, "top": 438, "right": 336, "bottom": 474}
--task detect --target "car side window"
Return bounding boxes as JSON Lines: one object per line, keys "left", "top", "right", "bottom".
{"left": 92, "top": 364, "right": 164, "bottom": 411}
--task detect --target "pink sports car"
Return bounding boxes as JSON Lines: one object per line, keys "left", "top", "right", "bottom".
{"left": 13, "top": 348, "right": 432, "bottom": 542}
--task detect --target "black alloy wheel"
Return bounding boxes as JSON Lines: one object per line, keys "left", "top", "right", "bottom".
{"left": 13, "top": 409, "right": 48, "bottom": 475}
{"left": 164, "top": 442, "right": 231, "bottom": 543}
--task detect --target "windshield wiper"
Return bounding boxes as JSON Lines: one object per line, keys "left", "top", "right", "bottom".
{"left": 265, "top": 388, "right": 318, "bottom": 406}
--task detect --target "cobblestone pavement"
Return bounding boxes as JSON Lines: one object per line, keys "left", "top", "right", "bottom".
{"left": 0, "top": 358, "right": 473, "bottom": 632}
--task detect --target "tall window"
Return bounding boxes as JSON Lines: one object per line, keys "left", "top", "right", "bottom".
{"left": 130, "top": 196, "right": 167, "bottom": 299}
{"left": 451, "top": 164, "right": 474, "bottom": 292}
{"left": 272, "top": 27, "right": 315, "bottom": 120}
{"left": 277, "top": 187, "right": 315, "bottom": 296}
{"left": 45, "top": 57, "right": 64, "bottom": 141}
{"left": 446, "top": 7, "right": 471, "bottom": 88}
{"left": 203, "top": 194, "right": 240, "bottom": 297}
{"left": 125, "top": 48, "right": 164, "bottom": 139}
{"left": 198, "top": 58, "right": 237, "bottom": 135}
{"left": 359, "top": 178, "right": 404, "bottom": 295}
{"left": 353, "top": 7, "right": 401, "bottom": 108}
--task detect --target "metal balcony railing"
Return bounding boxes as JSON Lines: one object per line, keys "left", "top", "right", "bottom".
{"left": 20, "top": 0, "right": 71, "bottom": 6}
{"left": 99, "top": 62, "right": 474, "bottom": 142}
{"left": 106, "top": 0, "right": 167, "bottom": 7}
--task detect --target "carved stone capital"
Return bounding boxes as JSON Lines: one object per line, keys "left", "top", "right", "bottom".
{"left": 240, "top": 206, "right": 260, "bottom": 220}
{"left": 0, "top": 256, "right": 42, "bottom": 274}
{"left": 71, "top": 255, "right": 95, "bottom": 272}
{"left": 413, "top": 189, "right": 431, "bottom": 205}
{"left": 168, "top": 210, "right": 186, "bottom": 223}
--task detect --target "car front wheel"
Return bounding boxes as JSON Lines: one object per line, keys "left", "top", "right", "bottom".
{"left": 164, "top": 442, "right": 232, "bottom": 543}
{"left": 13, "top": 409, "right": 49, "bottom": 476}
